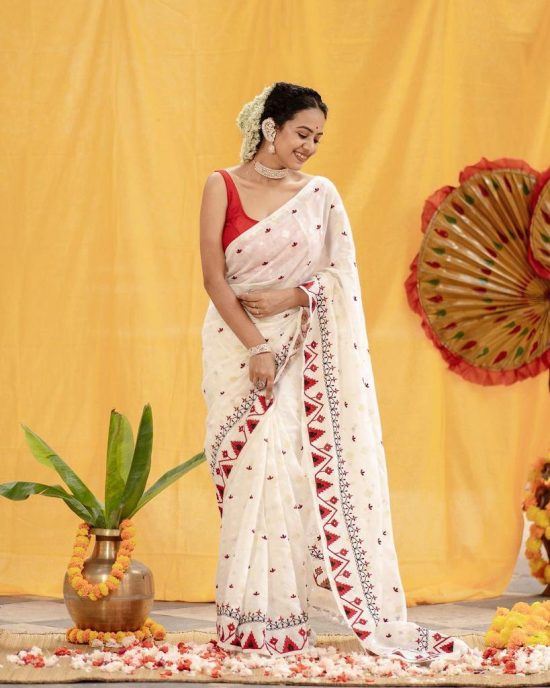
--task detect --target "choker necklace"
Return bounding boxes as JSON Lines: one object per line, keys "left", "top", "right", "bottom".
{"left": 253, "top": 160, "right": 289, "bottom": 179}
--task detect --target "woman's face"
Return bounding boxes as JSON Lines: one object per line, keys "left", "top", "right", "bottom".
{"left": 271, "top": 108, "right": 325, "bottom": 169}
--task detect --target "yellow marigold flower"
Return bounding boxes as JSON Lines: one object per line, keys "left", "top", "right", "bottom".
{"left": 118, "top": 555, "right": 130, "bottom": 564}
{"left": 112, "top": 562, "right": 124, "bottom": 572}
{"left": 107, "top": 575, "right": 119, "bottom": 584}
{"left": 106, "top": 581, "right": 117, "bottom": 591}
{"left": 144, "top": 618, "right": 154, "bottom": 628}
{"left": 527, "top": 632, "right": 549, "bottom": 646}
{"left": 500, "top": 626, "right": 513, "bottom": 644}
{"left": 67, "top": 566, "right": 81, "bottom": 576}
{"left": 98, "top": 582, "right": 109, "bottom": 597}
{"left": 72, "top": 546, "right": 86, "bottom": 557}
{"left": 116, "top": 631, "right": 126, "bottom": 642}
{"left": 526, "top": 537, "right": 543, "bottom": 553}
{"left": 103, "top": 632, "right": 112, "bottom": 641}
{"left": 490, "top": 615, "right": 506, "bottom": 631}
{"left": 76, "top": 630, "right": 85, "bottom": 643}
{"left": 88, "top": 593, "right": 97, "bottom": 601}
{"left": 76, "top": 588, "right": 87, "bottom": 597}
{"left": 537, "top": 512, "right": 550, "bottom": 528}
{"left": 135, "top": 630, "right": 145, "bottom": 640}
{"left": 503, "top": 612, "right": 526, "bottom": 629}
{"left": 484, "top": 630, "right": 504, "bottom": 648}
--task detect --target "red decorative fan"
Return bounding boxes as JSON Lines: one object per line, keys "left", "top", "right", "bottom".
{"left": 405, "top": 158, "right": 550, "bottom": 385}
{"left": 528, "top": 168, "right": 550, "bottom": 280}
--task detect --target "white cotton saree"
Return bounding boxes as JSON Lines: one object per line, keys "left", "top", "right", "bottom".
{"left": 201, "top": 175, "right": 469, "bottom": 661}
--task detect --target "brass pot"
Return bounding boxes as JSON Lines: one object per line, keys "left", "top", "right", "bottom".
{"left": 63, "top": 528, "right": 154, "bottom": 632}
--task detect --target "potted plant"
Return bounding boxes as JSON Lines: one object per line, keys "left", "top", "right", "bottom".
{"left": 0, "top": 403, "right": 205, "bottom": 638}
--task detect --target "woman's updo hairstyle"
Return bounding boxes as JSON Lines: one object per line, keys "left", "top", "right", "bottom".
{"left": 236, "top": 81, "right": 328, "bottom": 163}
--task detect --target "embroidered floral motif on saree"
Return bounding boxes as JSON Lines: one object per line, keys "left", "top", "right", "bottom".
{"left": 201, "top": 175, "right": 470, "bottom": 662}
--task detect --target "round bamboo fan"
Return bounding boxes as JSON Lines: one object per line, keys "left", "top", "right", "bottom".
{"left": 405, "top": 158, "right": 550, "bottom": 385}
{"left": 528, "top": 168, "right": 550, "bottom": 280}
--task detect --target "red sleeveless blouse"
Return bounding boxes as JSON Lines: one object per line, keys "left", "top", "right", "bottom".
{"left": 215, "top": 169, "right": 258, "bottom": 252}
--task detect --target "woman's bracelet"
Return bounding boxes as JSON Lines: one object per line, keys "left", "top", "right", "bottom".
{"left": 248, "top": 342, "right": 272, "bottom": 356}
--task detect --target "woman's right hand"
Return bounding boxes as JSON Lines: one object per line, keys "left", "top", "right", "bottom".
{"left": 249, "top": 351, "right": 275, "bottom": 402}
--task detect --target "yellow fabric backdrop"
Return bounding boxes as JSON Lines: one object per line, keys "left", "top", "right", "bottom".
{"left": 1, "top": 0, "right": 549, "bottom": 604}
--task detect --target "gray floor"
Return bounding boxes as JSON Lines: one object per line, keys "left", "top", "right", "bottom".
{"left": 0, "top": 526, "right": 544, "bottom": 685}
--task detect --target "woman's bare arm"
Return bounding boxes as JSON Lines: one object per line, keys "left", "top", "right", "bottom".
{"left": 200, "top": 172, "right": 268, "bottom": 349}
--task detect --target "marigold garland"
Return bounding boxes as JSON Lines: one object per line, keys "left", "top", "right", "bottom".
{"left": 522, "top": 455, "right": 550, "bottom": 586}
{"left": 66, "top": 519, "right": 136, "bottom": 601}
{"left": 485, "top": 600, "right": 550, "bottom": 649}
{"left": 66, "top": 617, "right": 166, "bottom": 645}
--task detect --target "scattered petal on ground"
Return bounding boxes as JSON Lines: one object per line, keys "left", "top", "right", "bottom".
{"left": 6, "top": 640, "right": 550, "bottom": 681}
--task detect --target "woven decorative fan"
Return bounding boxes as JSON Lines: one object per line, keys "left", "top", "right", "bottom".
{"left": 528, "top": 168, "right": 550, "bottom": 280}
{"left": 405, "top": 157, "right": 550, "bottom": 385}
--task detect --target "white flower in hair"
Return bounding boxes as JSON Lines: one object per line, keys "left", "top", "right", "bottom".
{"left": 236, "top": 83, "right": 276, "bottom": 163}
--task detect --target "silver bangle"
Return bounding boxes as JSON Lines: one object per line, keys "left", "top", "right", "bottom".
{"left": 248, "top": 342, "right": 271, "bottom": 356}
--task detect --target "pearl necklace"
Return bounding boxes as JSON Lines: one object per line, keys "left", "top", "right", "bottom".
{"left": 253, "top": 159, "right": 289, "bottom": 178}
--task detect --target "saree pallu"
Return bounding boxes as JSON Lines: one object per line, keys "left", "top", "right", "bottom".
{"left": 201, "top": 175, "right": 469, "bottom": 662}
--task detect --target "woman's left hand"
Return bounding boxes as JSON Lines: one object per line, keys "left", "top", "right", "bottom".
{"left": 239, "top": 288, "right": 295, "bottom": 319}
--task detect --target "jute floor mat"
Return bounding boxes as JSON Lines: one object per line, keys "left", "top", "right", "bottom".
{"left": 1, "top": 628, "right": 549, "bottom": 685}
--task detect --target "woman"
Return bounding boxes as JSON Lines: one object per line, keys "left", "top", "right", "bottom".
{"left": 199, "top": 82, "right": 469, "bottom": 661}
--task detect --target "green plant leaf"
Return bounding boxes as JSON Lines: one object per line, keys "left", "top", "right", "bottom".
{"left": 129, "top": 450, "right": 206, "bottom": 517}
{"left": 105, "top": 409, "right": 135, "bottom": 527}
{"left": 19, "top": 424, "right": 105, "bottom": 526}
{"left": 119, "top": 404, "right": 153, "bottom": 521}
{"left": 0, "top": 481, "right": 95, "bottom": 523}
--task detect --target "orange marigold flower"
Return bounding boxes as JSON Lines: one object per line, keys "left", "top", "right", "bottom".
{"left": 112, "top": 568, "right": 124, "bottom": 579}
{"left": 484, "top": 630, "right": 504, "bottom": 649}
{"left": 508, "top": 628, "right": 528, "bottom": 649}
{"left": 119, "top": 519, "right": 133, "bottom": 529}
{"left": 530, "top": 524, "right": 545, "bottom": 538}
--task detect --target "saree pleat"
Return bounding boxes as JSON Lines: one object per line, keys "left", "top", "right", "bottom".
{"left": 201, "top": 175, "right": 470, "bottom": 662}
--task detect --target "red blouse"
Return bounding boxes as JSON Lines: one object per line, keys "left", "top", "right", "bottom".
{"left": 215, "top": 169, "right": 258, "bottom": 252}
